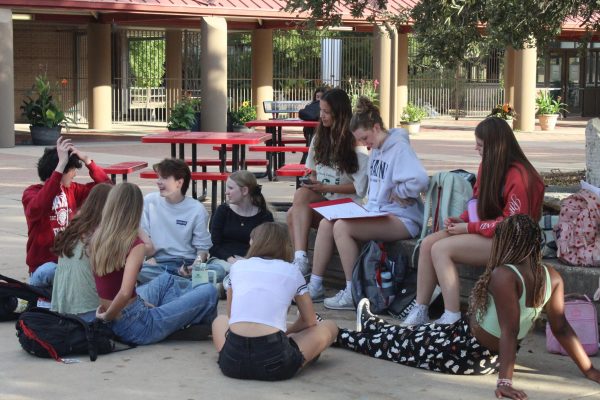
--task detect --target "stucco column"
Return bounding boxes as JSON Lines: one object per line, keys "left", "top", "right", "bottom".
{"left": 166, "top": 29, "right": 183, "bottom": 111}
{"left": 397, "top": 32, "right": 409, "bottom": 123}
{"left": 0, "top": 9, "right": 14, "bottom": 148}
{"left": 201, "top": 17, "right": 227, "bottom": 132}
{"left": 373, "top": 25, "right": 392, "bottom": 128}
{"left": 504, "top": 46, "right": 515, "bottom": 106}
{"left": 388, "top": 26, "right": 398, "bottom": 127}
{"left": 87, "top": 23, "right": 111, "bottom": 130}
{"left": 252, "top": 29, "right": 273, "bottom": 120}
{"left": 514, "top": 44, "right": 537, "bottom": 132}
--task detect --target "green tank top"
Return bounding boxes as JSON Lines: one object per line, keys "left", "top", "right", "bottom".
{"left": 479, "top": 264, "right": 552, "bottom": 340}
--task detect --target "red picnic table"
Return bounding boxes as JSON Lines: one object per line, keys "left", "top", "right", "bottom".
{"left": 245, "top": 119, "right": 319, "bottom": 167}
{"left": 141, "top": 131, "right": 271, "bottom": 199}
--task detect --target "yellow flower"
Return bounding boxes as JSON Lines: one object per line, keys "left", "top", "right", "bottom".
{"left": 242, "top": 101, "right": 250, "bottom": 107}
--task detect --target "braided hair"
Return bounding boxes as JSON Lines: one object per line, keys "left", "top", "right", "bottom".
{"left": 469, "top": 214, "right": 545, "bottom": 325}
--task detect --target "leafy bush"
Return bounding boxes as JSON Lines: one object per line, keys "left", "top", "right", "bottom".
{"left": 400, "top": 103, "right": 427, "bottom": 123}
{"left": 21, "top": 75, "right": 68, "bottom": 128}
{"left": 230, "top": 101, "right": 257, "bottom": 125}
{"left": 167, "top": 97, "right": 200, "bottom": 130}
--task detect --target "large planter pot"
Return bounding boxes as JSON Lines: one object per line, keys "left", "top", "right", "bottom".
{"left": 30, "top": 125, "right": 62, "bottom": 146}
{"left": 538, "top": 114, "right": 559, "bottom": 131}
{"left": 232, "top": 125, "right": 255, "bottom": 133}
{"left": 400, "top": 121, "right": 421, "bottom": 135}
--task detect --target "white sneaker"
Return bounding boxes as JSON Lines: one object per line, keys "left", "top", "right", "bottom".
{"left": 308, "top": 283, "right": 325, "bottom": 303}
{"left": 355, "top": 298, "right": 374, "bottom": 332}
{"left": 432, "top": 311, "right": 461, "bottom": 325}
{"left": 400, "top": 304, "right": 429, "bottom": 326}
{"left": 324, "top": 288, "right": 354, "bottom": 310}
{"left": 293, "top": 256, "right": 310, "bottom": 277}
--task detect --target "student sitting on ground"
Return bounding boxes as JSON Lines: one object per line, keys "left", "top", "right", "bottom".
{"left": 209, "top": 170, "right": 273, "bottom": 271}
{"left": 212, "top": 222, "right": 338, "bottom": 381}
{"left": 287, "top": 88, "right": 369, "bottom": 276}
{"left": 137, "top": 158, "right": 212, "bottom": 285}
{"left": 93, "top": 183, "right": 218, "bottom": 345}
{"left": 310, "top": 97, "right": 429, "bottom": 310}
{"left": 23, "top": 136, "right": 111, "bottom": 288}
{"left": 50, "top": 183, "right": 113, "bottom": 321}
{"left": 402, "top": 117, "right": 545, "bottom": 326}
{"left": 338, "top": 215, "right": 600, "bottom": 400}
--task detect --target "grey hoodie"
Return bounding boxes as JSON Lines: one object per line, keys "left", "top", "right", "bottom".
{"left": 364, "top": 128, "right": 429, "bottom": 236}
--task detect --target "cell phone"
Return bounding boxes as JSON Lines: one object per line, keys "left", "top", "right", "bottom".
{"left": 299, "top": 176, "right": 312, "bottom": 185}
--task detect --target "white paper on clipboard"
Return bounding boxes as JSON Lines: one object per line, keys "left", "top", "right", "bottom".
{"left": 309, "top": 198, "right": 388, "bottom": 221}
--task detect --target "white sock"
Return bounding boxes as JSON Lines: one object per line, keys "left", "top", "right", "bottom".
{"left": 444, "top": 310, "right": 461, "bottom": 319}
{"left": 345, "top": 281, "right": 352, "bottom": 292}
{"left": 415, "top": 303, "right": 428, "bottom": 312}
{"left": 309, "top": 274, "right": 323, "bottom": 288}
{"left": 294, "top": 250, "right": 307, "bottom": 260}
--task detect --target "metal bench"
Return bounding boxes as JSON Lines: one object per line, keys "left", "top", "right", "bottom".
{"left": 102, "top": 161, "right": 148, "bottom": 183}
{"left": 275, "top": 163, "right": 311, "bottom": 188}
{"left": 263, "top": 100, "right": 308, "bottom": 119}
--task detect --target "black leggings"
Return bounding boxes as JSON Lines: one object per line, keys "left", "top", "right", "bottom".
{"left": 337, "top": 316, "right": 499, "bottom": 375}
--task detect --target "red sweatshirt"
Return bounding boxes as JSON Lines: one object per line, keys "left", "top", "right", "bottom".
{"left": 459, "top": 162, "right": 544, "bottom": 238}
{"left": 22, "top": 161, "right": 111, "bottom": 273}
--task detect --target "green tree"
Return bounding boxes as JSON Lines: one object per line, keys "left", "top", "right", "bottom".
{"left": 129, "top": 38, "right": 165, "bottom": 87}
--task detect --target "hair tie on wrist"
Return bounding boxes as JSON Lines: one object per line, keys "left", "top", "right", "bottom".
{"left": 496, "top": 378, "right": 512, "bottom": 388}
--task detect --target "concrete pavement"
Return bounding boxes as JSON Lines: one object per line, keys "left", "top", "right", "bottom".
{"left": 0, "top": 118, "right": 598, "bottom": 400}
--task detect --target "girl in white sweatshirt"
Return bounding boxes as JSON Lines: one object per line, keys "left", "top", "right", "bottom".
{"left": 311, "top": 97, "right": 429, "bottom": 310}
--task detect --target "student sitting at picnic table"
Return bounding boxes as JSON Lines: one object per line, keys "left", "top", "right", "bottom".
{"left": 209, "top": 170, "right": 273, "bottom": 270}
{"left": 137, "top": 158, "right": 212, "bottom": 286}
{"left": 93, "top": 182, "right": 218, "bottom": 345}
{"left": 212, "top": 222, "right": 338, "bottom": 381}
{"left": 299, "top": 86, "right": 327, "bottom": 144}
{"left": 50, "top": 183, "right": 113, "bottom": 321}
{"left": 22, "top": 136, "right": 111, "bottom": 288}
{"left": 337, "top": 215, "right": 600, "bottom": 400}
{"left": 311, "top": 97, "right": 429, "bottom": 310}
{"left": 287, "top": 88, "right": 369, "bottom": 277}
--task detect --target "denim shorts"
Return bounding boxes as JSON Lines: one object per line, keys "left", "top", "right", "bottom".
{"left": 218, "top": 330, "right": 305, "bottom": 381}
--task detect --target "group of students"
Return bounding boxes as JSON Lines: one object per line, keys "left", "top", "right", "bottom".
{"left": 19, "top": 87, "right": 600, "bottom": 399}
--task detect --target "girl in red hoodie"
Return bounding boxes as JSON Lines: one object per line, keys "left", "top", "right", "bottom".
{"left": 403, "top": 117, "right": 545, "bottom": 326}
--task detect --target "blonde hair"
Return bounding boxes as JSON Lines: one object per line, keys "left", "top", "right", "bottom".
{"left": 229, "top": 170, "right": 269, "bottom": 211}
{"left": 246, "top": 222, "right": 293, "bottom": 262}
{"left": 90, "top": 182, "right": 144, "bottom": 276}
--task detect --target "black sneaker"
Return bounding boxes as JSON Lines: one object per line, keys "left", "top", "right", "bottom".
{"left": 355, "top": 298, "right": 373, "bottom": 332}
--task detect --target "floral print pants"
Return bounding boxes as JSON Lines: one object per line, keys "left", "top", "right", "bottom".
{"left": 337, "top": 316, "right": 499, "bottom": 375}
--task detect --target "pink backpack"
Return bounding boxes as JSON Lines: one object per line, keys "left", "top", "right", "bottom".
{"left": 554, "top": 189, "right": 600, "bottom": 267}
{"left": 546, "top": 294, "right": 598, "bottom": 356}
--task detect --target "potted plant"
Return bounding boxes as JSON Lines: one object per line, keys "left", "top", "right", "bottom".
{"left": 167, "top": 96, "right": 200, "bottom": 131}
{"left": 535, "top": 91, "right": 567, "bottom": 131}
{"left": 349, "top": 78, "right": 379, "bottom": 108}
{"left": 489, "top": 103, "right": 516, "bottom": 129}
{"left": 400, "top": 103, "right": 427, "bottom": 134}
{"left": 21, "top": 75, "right": 69, "bottom": 145}
{"left": 230, "top": 101, "right": 257, "bottom": 132}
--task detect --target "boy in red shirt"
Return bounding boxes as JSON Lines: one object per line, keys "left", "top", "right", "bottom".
{"left": 22, "top": 137, "right": 111, "bottom": 287}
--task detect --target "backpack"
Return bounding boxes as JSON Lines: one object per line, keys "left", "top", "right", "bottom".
{"left": 540, "top": 214, "right": 559, "bottom": 258}
{"left": 0, "top": 274, "right": 51, "bottom": 321}
{"left": 15, "top": 308, "right": 127, "bottom": 362}
{"left": 412, "top": 171, "right": 474, "bottom": 265}
{"left": 351, "top": 241, "right": 409, "bottom": 314}
{"left": 546, "top": 294, "right": 598, "bottom": 356}
{"left": 554, "top": 189, "right": 600, "bottom": 267}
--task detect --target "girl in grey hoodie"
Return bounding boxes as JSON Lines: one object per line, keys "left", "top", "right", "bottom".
{"left": 312, "top": 97, "right": 429, "bottom": 310}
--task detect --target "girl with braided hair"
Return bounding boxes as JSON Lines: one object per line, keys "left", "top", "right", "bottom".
{"left": 309, "top": 96, "right": 428, "bottom": 310}
{"left": 403, "top": 117, "right": 545, "bottom": 326}
{"left": 338, "top": 215, "right": 600, "bottom": 399}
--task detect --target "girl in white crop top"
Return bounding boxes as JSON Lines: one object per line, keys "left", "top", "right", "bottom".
{"left": 336, "top": 215, "right": 600, "bottom": 399}
{"left": 211, "top": 222, "right": 338, "bottom": 381}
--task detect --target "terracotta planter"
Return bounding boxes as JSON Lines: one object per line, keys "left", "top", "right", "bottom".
{"left": 538, "top": 114, "right": 559, "bottom": 131}
{"left": 233, "top": 125, "right": 255, "bottom": 133}
{"left": 400, "top": 121, "right": 421, "bottom": 135}
{"left": 30, "top": 125, "right": 62, "bottom": 146}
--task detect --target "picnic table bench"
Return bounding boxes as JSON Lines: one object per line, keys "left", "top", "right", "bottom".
{"left": 263, "top": 100, "right": 308, "bottom": 118}
{"left": 102, "top": 161, "right": 148, "bottom": 183}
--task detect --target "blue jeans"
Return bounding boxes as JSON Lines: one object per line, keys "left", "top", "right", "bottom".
{"left": 29, "top": 262, "right": 57, "bottom": 288}
{"left": 137, "top": 258, "right": 194, "bottom": 286}
{"left": 111, "top": 273, "right": 218, "bottom": 345}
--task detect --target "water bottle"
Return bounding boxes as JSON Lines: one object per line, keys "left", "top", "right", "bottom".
{"left": 191, "top": 256, "right": 209, "bottom": 288}
{"left": 381, "top": 271, "right": 395, "bottom": 304}
{"left": 1, "top": 297, "right": 28, "bottom": 315}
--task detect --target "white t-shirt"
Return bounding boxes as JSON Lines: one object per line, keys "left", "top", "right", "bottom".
{"left": 226, "top": 257, "right": 308, "bottom": 332}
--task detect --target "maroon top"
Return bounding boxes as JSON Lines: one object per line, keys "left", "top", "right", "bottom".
{"left": 94, "top": 237, "right": 144, "bottom": 301}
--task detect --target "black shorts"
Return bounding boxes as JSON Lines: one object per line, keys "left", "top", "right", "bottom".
{"left": 218, "top": 330, "right": 305, "bottom": 381}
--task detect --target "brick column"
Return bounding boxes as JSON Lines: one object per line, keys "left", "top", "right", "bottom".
{"left": 0, "top": 9, "right": 14, "bottom": 147}
{"left": 87, "top": 23, "right": 112, "bottom": 130}
{"left": 252, "top": 29, "right": 273, "bottom": 121}
{"left": 200, "top": 17, "right": 227, "bottom": 132}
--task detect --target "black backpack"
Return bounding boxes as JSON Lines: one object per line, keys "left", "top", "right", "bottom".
{"left": 15, "top": 308, "right": 126, "bottom": 362}
{"left": 0, "top": 274, "right": 51, "bottom": 321}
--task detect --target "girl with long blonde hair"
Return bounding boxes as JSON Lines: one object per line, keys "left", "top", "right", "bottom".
{"left": 92, "top": 182, "right": 218, "bottom": 345}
